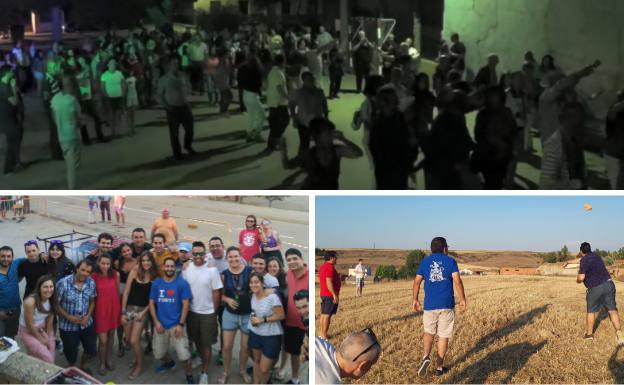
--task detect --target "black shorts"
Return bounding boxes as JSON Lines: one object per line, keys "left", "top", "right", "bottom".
{"left": 284, "top": 326, "right": 305, "bottom": 355}
{"left": 321, "top": 296, "right": 338, "bottom": 315}
{"left": 106, "top": 97, "right": 123, "bottom": 111}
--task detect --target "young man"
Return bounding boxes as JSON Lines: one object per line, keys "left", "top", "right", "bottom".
{"left": 205, "top": 236, "right": 230, "bottom": 272}
{"left": 315, "top": 329, "right": 381, "bottom": 384}
{"left": 0, "top": 246, "right": 24, "bottom": 339}
{"left": 151, "top": 208, "right": 179, "bottom": 245}
{"left": 151, "top": 233, "right": 178, "bottom": 272}
{"left": 266, "top": 54, "right": 290, "bottom": 151}
{"left": 19, "top": 240, "right": 49, "bottom": 298}
{"left": 294, "top": 290, "right": 309, "bottom": 361}
{"left": 149, "top": 257, "right": 194, "bottom": 384}
{"left": 0, "top": 65, "right": 20, "bottom": 175}
{"left": 112, "top": 227, "right": 152, "bottom": 260}
{"left": 318, "top": 251, "right": 340, "bottom": 340}
{"left": 277, "top": 248, "right": 309, "bottom": 384}
{"left": 86, "top": 233, "right": 114, "bottom": 265}
{"left": 289, "top": 71, "right": 328, "bottom": 162}
{"left": 157, "top": 55, "right": 196, "bottom": 160}
{"left": 577, "top": 242, "right": 624, "bottom": 344}
{"left": 182, "top": 242, "right": 223, "bottom": 384}
{"left": 413, "top": 237, "right": 466, "bottom": 376}
{"left": 56, "top": 260, "right": 97, "bottom": 370}
{"left": 354, "top": 259, "right": 366, "bottom": 297}
{"left": 251, "top": 254, "right": 280, "bottom": 288}
{"left": 51, "top": 75, "right": 82, "bottom": 189}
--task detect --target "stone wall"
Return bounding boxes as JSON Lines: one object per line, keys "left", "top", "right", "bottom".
{"left": 443, "top": 0, "right": 624, "bottom": 113}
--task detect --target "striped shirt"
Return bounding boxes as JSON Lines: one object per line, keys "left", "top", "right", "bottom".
{"left": 57, "top": 274, "right": 96, "bottom": 331}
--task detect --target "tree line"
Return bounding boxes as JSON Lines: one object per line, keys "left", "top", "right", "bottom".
{"left": 538, "top": 246, "right": 624, "bottom": 266}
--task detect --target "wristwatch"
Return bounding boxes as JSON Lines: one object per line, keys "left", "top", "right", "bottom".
{"left": 179, "top": 322, "right": 185, "bottom": 327}
{"left": 263, "top": 317, "right": 268, "bottom": 323}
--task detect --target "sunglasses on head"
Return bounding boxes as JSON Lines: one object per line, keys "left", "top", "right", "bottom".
{"left": 352, "top": 328, "right": 379, "bottom": 362}
{"left": 24, "top": 240, "right": 38, "bottom": 247}
{"left": 50, "top": 240, "right": 63, "bottom": 246}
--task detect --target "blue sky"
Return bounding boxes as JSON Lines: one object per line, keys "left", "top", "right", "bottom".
{"left": 316, "top": 196, "right": 624, "bottom": 252}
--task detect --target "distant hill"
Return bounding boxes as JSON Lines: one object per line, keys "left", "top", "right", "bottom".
{"left": 315, "top": 248, "right": 543, "bottom": 274}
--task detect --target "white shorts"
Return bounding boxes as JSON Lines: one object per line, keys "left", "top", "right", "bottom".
{"left": 423, "top": 309, "right": 455, "bottom": 338}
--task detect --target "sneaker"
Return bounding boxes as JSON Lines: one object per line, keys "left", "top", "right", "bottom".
{"left": 186, "top": 375, "right": 194, "bottom": 384}
{"left": 417, "top": 356, "right": 431, "bottom": 376}
{"left": 155, "top": 360, "right": 176, "bottom": 373}
{"left": 199, "top": 373, "right": 209, "bottom": 384}
{"left": 583, "top": 334, "right": 594, "bottom": 340}
{"left": 434, "top": 367, "right": 449, "bottom": 376}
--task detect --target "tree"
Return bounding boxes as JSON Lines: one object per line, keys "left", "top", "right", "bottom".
{"left": 405, "top": 249, "right": 426, "bottom": 277}
{"left": 375, "top": 265, "right": 397, "bottom": 280}
{"left": 557, "top": 245, "right": 570, "bottom": 262}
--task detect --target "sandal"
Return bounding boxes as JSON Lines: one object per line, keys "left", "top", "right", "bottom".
{"left": 239, "top": 370, "right": 252, "bottom": 384}
{"left": 217, "top": 372, "right": 229, "bottom": 384}
{"left": 128, "top": 368, "right": 143, "bottom": 380}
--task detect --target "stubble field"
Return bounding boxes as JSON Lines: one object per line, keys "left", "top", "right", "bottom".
{"left": 316, "top": 275, "right": 624, "bottom": 384}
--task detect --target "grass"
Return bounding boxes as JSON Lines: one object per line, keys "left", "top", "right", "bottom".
{"left": 316, "top": 275, "right": 624, "bottom": 383}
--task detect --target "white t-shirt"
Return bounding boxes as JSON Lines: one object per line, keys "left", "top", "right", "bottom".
{"left": 205, "top": 253, "right": 231, "bottom": 273}
{"left": 182, "top": 262, "right": 223, "bottom": 314}
{"left": 355, "top": 263, "right": 365, "bottom": 279}
{"left": 266, "top": 67, "right": 288, "bottom": 108}
{"left": 101, "top": 70, "right": 125, "bottom": 98}
{"left": 19, "top": 300, "right": 50, "bottom": 327}
{"left": 315, "top": 337, "right": 341, "bottom": 384}
{"left": 262, "top": 273, "right": 279, "bottom": 289}
{"left": 248, "top": 293, "right": 284, "bottom": 336}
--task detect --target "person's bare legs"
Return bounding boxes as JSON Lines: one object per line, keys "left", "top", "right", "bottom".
{"left": 239, "top": 332, "right": 250, "bottom": 382}
{"left": 435, "top": 337, "right": 449, "bottom": 369}
{"left": 98, "top": 332, "right": 109, "bottom": 373}
{"left": 609, "top": 310, "right": 622, "bottom": 330}
{"left": 252, "top": 349, "right": 262, "bottom": 384}
{"left": 318, "top": 314, "right": 331, "bottom": 339}
{"left": 587, "top": 312, "right": 597, "bottom": 335}
{"left": 129, "top": 320, "right": 145, "bottom": 377}
{"left": 221, "top": 330, "right": 236, "bottom": 382}
{"left": 200, "top": 342, "right": 212, "bottom": 376}
{"left": 422, "top": 332, "right": 435, "bottom": 358}
{"left": 106, "top": 329, "right": 115, "bottom": 369}
{"left": 290, "top": 352, "right": 301, "bottom": 380}
{"left": 259, "top": 356, "right": 275, "bottom": 384}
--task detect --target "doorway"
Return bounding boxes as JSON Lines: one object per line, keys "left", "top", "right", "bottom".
{"left": 418, "top": 0, "right": 444, "bottom": 59}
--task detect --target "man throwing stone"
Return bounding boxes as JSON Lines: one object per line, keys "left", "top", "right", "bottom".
{"left": 577, "top": 242, "right": 624, "bottom": 344}
{"left": 413, "top": 237, "right": 466, "bottom": 376}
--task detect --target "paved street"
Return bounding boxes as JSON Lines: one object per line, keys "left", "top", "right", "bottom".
{"left": 0, "top": 196, "right": 309, "bottom": 384}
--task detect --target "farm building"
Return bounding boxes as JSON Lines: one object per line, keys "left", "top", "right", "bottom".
{"left": 538, "top": 262, "right": 578, "bottom": 276}
{"left": 500, "top": 267, "right": 539, "bottom": 276}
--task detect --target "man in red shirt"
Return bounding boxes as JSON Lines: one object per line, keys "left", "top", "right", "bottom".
{"left": 318, "top": 250, "right": 340, "bottom": 340}
{"left": 278, "top": 248, "right": 309, "bottom": 384}
{"left": 238, "top": 215, "right": 261, "bottom": 263}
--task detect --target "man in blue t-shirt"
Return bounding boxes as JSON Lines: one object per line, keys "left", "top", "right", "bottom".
{"left": 412, "top": 237, "right": 466, "bottom": 377}
{"left": 0, "top": 245, "right": 24, "bottom": 339}
{"left": 149, "top": 257, "right": 194, "bottom": 384}
{"left": 577, "top": 242, "right": 624, "bottom": 344}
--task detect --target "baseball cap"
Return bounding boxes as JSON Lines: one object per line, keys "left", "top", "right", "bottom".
{"left": 179, "top": 242, "right": 192, "bottom": 252}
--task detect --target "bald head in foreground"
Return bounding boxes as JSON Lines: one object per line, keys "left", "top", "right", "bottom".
{"left": 315, "top": 329, "right": 381, "bottom": 384}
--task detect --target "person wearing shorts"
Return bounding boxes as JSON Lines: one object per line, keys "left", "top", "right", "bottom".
{"left": 413, "top": 237, "right": 466, "bottom": 377}
{"left": 577, "top": 242, "right": 624, "bottom": 344}
{"left": 182, "top": 241, "right": 223, "bottom": 384}
{"left": 318, "top": 251, "right": 340, "bottom": 339}
{"left": 113, "top": 195, "right": 126, "bottom": 228}
{"left": 355, "top": 259, "right": 366, "bottom": 297}
{"left": 248, "top": 272, "right": 285, "bottom": 384}
{"left": 100, "top": 59, "right": 125, "bottom": 138}
{"left": 149, "top": 257, "right": 194, "bottom": 384}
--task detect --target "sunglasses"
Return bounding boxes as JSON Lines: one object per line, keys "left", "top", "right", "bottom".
{"left": 352, "top": 328, "right": 379, "bottom": 362}
{"left": 24, "top": 240, "right": 38, "bottom": 247}
{"left": 192, "top": 252, "right": 204, "bottom": 257}
{"left": 50, "top": 240, "right": 63, "bottom": 246}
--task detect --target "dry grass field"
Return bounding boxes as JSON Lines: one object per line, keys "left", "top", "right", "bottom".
{"left": 315, "top": 249, "right": 542, "bottom": 275}
{"left": 316, "top": 275, "right": 624, "bottom": 384}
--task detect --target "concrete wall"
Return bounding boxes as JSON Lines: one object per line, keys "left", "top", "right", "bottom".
{"left": 443, "top": 0, "right": 624, "bottom": 111}
{"left": 501, "top": 267, "right": 539, "bottom": 275}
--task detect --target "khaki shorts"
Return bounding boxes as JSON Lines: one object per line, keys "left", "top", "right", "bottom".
{"left": 153, "top": 326, "right": 191, "bottom": 361}
{"left": 423, "top": 309, "right": 455, "bottom": 338}
{"left": 187, "top": 312, "right": 218, "bottom": 350}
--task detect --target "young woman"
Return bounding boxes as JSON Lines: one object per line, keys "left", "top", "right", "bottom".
{"left": 259, "top": 220, "right": 283, "bottom": 266}
{"left": 239, "top": 214, "right": 261, "bottom": 263}
{"left": 91, "top": 254, "right": 121, "bottom": 375}
{"left": 121, "top": 251, "right": 157, "bottom": 380}
{"left": 47, "top": 240, "right": 75, "bottom": 283}
{"left": 220, "top": 247, "right": 253, "bottom": 384}
{"left": 116, "top": 242, "right": 136, "bottom": 357}
{"left": 18, "top": 275, "right": 56, "bottom": 363}
{"left": 248, "top": 272, "right": 285, "bottom": 384}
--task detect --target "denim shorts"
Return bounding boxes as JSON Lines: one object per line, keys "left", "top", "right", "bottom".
{"left": 222, "top": 308, "right": 250, "bottom": 334}
{"left": 248, "top": 331, "right": 282, "bottom": 360}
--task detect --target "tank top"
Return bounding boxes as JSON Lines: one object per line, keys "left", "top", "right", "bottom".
{"left": 262, "top": 232, "right": 278, "bottom": 249}
{"left": 20, "top": 300, "right": 51, "bottom": 327}
{"left": 222, "top": 266, "right": 252, "bottom": 315}
{"left": 127, "top": 279, "right": 152, "bottom": 307}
